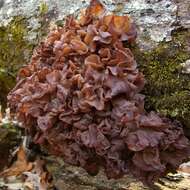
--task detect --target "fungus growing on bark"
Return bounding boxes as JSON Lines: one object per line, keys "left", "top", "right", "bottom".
{"left": 8, "top": 0, "right": 190, "bottom": 185}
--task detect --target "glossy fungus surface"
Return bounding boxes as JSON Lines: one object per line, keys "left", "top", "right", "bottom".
{"left": 8, "top": 0, "right": 190, "bottom": 185}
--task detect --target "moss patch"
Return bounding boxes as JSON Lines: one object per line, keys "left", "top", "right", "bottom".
{"left": 0, "top": 9, "right": 51, "bottom": 108}
{"left": 0, "top": 17, "right": 35, "bottom": 107}
{"left": 0, "top": 122, "right": 22, "bottom": 170}
{"left": 131, "top": 29, "right": 190, "bottom": 130}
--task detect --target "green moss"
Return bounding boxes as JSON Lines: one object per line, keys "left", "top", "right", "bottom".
{"left": 37, "top": 1, "right": 51, "bottom": 41}
{"left": 0, "top": 122, "right": 22, "bottom": 170}
{"left": 131, "top": 29, "right": 190, "bottom": 128}
{"left": 0, "top": 16, "right": 35, "bottom": 107}
{"left": 39, "top": 1, "right": 49, "bottom": 16}
{"left": 0, "top": 10, "right": 51, "bottom": 108}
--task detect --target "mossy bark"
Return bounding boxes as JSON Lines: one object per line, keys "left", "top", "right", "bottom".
{"left": 0, "top": 17, "right": 35, "bottom": 107}
{"left": 0, "top": 14, "right": 50, "bottom": 108}
{"left": 130, "top": 28, "right": 190, "bottom": 133}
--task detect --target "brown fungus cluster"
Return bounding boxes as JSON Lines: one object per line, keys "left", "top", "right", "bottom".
{"left": 8, "top": 0, "right": 190, "bottom": 185}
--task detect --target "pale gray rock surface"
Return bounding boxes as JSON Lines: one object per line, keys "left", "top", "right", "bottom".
{"left": 175, "top": 0, "right": 190, "bottom": 28}
{"left": 0, "top": 0, "right": 189, "bottom": 50}
{"left": 181, "top": 59, "right": 190, "bottom": 74}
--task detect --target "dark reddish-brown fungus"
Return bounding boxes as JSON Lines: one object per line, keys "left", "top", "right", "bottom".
{"left": 8, "top": 0, "right": 190, "bottom": 185}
